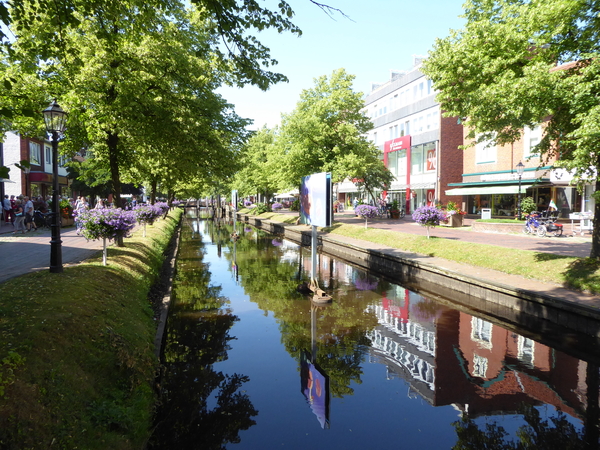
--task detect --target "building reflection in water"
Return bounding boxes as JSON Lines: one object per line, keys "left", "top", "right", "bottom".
{"left": 306, "top": 249, "right": 596, "bottom": 440}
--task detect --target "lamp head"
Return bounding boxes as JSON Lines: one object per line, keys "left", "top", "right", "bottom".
{"left": 43, "top": 100, "right": 67, "bottom": 134}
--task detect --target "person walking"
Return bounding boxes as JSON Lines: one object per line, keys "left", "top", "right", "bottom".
{"left": 23, "top": 196, "right": 37, "bottom": 231}
{"left": 12, "top": 200, "right": 25, "bottom": 234}
{"left": 2, "top": 194, "right": 12, "bottom": 226}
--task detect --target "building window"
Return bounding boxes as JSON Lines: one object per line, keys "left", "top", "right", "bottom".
{"left": 524, "top": 125, "right": 542, "bottom": 158}
{"left": 405, "top": 120, "right": 410, "bottom": 135}
{"left": 29, "top": 141, "right": 41, "bottom": 166}
{"left": 472, "top": 354, "right": 488, "bottom": 378}
{"left": 476, "top": 134, "right": 497, "bottom": 164}
{"left": 427, "top": 79, "right": 433, "bottom": 95}
{"left": 517, "top": 335, "right": 535, "bottom": 368}
{"left": 411, "top": 145, "right": 423, "bottom": 175}
{"left": 394, "top": 124, "right": 398, "bottom": 138}
{"left": 400, "top": 122, "right": 405, "bottom": 136}
{"left": 398, "top": 149, "right": 407, "bottom": 176}
{"left": 471, "top": 317, "right": 493, "bottom": 349}
{"left": 373, "top": 132, "right": 377, "bottom": 145}
{"left": 45, "top": 145, "right": 51, "bottom": 165}
{"left": 388, "top": 151, "right": 398, "bottom": 176}
{"left": 419, "top": 82, "right": 424, "bottom": 98}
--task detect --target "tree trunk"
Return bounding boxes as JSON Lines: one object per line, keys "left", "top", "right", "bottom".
{"left": 150, "top": 178, "right": 157, "bottom": 205}
{"left": 591, "top": 178, "right": 600, "bottom": 258}
{"left": 107, "top": 131, "right": 124, "bottom": 247}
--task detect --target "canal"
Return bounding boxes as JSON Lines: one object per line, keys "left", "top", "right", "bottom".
{"left": 148, "top": 214, "right": 599, "bottom": 449}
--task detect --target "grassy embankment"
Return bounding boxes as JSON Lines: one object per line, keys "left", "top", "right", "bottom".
{"left": 0, "top": 208, "right": 182, "bottom": 449}
{"left": 242, "top": 209, "right": 600, "bottom": 294}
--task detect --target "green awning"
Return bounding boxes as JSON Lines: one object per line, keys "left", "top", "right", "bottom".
{"left": 445, "top": 185, "right": 533, "bottom": 196}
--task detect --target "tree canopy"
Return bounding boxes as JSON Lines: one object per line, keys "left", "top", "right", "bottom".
{"left": 423, "top": 0, "right": 600, "bottom": 258}
{"left": 230, "top": 68, "right": 392, "bottom": 200}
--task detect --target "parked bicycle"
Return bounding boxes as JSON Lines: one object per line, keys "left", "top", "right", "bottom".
{"left": 523, "top": 211, "right": 563, "bottom": 237}
{"left": 33, "top": 210, "right": 53, "bottom": 230}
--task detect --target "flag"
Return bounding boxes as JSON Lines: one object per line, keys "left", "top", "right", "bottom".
{"left": 549, "top": 199, "right": 558, "bottom": 211}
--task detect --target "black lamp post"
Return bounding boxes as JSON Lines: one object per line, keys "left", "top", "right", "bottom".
{"left": 516, "top": 161, "right": 525, "bottom": 220}
{"left": 43, "top": 100, "right": 67, "bottom": 273}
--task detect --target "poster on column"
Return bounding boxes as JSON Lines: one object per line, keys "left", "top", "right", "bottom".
{"left": 300, "top": 172, "right": 332, "bottom": 227}
{"left": 231, "top": 189, "right": 238, "bottom": 211}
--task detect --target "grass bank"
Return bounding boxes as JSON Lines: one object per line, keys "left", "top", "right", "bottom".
{"left": 0, "top": 208, "right": 182, "bottom": 449}
{"left": 249, "top": 211, "right": 600, "bottom": 294}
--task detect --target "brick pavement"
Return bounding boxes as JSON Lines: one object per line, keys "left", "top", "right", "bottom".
{"left": 0, "top": 222, "right": 105, "bottom": 283}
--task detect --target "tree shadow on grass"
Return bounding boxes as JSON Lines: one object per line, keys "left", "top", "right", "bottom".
{"left": 535, "top": 253, "right": 600, "bottom": 294}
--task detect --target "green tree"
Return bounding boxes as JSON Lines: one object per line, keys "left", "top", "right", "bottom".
{"left": 277, "top": 68, "right": 386, "bottom": 186}
{"left": 232, "top": 126, "right": 282, "bottom": 199}
{"left": 423, "top": 0, "right": 600, "bottom": 258}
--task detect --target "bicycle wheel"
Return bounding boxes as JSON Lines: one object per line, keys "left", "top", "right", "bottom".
{"left": 399, "top": 210, "right": 405, "bottom": 218}
{"left": 522, "top": 224, "right": 531, "bottom": 234}
{"left": 537, "top": 225, "right": 547, "bottom": 237}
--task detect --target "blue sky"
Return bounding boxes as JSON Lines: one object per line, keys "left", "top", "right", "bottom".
{"left": 218, "top": 0, "right": 466, "bottom": 130}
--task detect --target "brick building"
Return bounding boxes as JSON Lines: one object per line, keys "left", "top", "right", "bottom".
{"left": 1, "top": 131, "right": 69, "bottom": 200}
{"left": 336, "top": 58, "right": 463, "bottom": 214}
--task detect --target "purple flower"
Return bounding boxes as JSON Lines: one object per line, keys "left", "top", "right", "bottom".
{"left": 354, "top": 278, "right": 378, "bottom": 291}
{"left": 133, "top": 204, "right": 162, "bottom": 224}
{"left": 355, "top": 204, "right": 378, "bottom": 219}
{"left": 75, "top": 208, "right": 137, "bottom": 241}
{"left": 271, "top": 239, "right": 282, "bottom": 246}
{"left": 272, "top": 202, "right": 283, "bottom": 211}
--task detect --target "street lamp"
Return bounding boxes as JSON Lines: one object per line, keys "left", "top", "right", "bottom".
{"left": 43, "top": 100, "right": 67, "bottom": 273}
{"left": 516, "top": 161, "right": 525, "bottom": 220}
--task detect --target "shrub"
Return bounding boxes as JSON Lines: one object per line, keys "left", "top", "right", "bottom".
{"left": 272, "top": 202, "right": 283, "bottom": 211}
{"left": 252, "top": 202, "right": 271, "bottom": 214}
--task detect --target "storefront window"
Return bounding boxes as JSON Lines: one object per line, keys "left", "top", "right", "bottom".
{"left": 398, "top": 149, "right": 407, "bottom": 176}
{"left": 388, "top": 151, "right": 398, "bottom": 176}
{"left": 411, "top": 145, "right": 423, "bottom": 174}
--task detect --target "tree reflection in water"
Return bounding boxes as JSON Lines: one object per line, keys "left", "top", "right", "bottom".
{"left": 148, "top": 221, "right": 258, "bottom": 449}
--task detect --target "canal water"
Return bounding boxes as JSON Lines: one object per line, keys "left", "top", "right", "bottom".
{"left": 148, "top": 214, "right": 599, "bottom": 449}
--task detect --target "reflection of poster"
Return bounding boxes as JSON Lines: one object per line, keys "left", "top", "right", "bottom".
{"left": 300, "top": 350, "right": 330, "bottom": 429}
{"left": 231, "top": 190, "right": 238, "bottom": 211}
{"left": 300, "top": 172, "right": 332, "bottom": 227}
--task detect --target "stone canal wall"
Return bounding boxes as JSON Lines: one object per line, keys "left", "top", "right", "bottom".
{"left": 238, "top": 213, "right": 600, "bottom": 343}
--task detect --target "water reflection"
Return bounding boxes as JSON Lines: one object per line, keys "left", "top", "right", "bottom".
{"left": 150, "top": 214, "right": 598, "bottom": 449}
{"left": 148, "top": 219, "right": 257, "bottom": 449}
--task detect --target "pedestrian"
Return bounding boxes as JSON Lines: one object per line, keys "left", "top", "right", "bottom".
{"left": 75, "top": 196, "right": 88, "bottom": 231}
{"left": 10, "top": 195, "right": 16, "bottom": 220}
{"left": 2, "top": 194, "right": 12, "bottom": 225}
{"left": 95, "top": 198, "right": 105, "bottom": 209}
{"left": 12, "top": 200, "right": 25, "bottom": 234}
{"left": 23, "top": 196, "right": 37, "bottom": 231}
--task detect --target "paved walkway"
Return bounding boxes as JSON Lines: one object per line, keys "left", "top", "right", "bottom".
{"left": 0, "top": 222, "right": 105, "bottom": 283}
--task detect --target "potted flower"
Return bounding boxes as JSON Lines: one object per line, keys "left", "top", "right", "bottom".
{"left": 390, "top": 200, "right": 401, "bottom": 219}
{"left": 412, "top": 205, "right": 446, "bottom": 238}
{"left": 445, "top": 201, "right": 466, "bottom": 227}
{"left": 355, "top": 204, "right": 378, "bottom": 229}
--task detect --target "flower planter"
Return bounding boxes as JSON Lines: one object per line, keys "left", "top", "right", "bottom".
{"left": 390, "top": 211, "right": 400, "bottom": 219}
{"left": 448, "top": 214, "right": 464, "bottom": 227}
{"left": 61, "top": 217, "right": 74, "bottom": 227}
